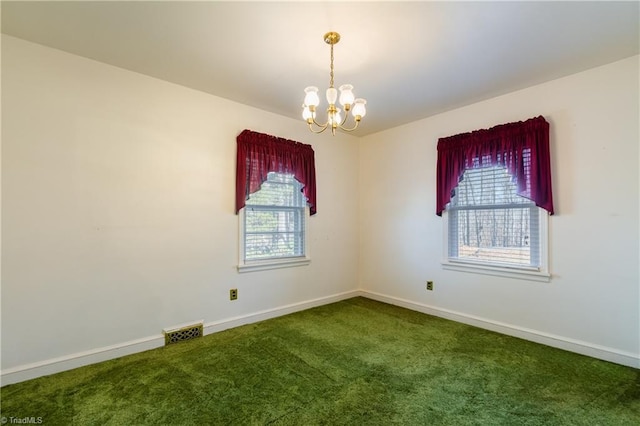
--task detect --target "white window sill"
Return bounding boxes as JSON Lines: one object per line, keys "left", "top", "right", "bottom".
{"left": 442, "top": 259, "right": 550, "bottom": 282}
{"left": 238, "top": 257, "right": 311, "bottom": 273}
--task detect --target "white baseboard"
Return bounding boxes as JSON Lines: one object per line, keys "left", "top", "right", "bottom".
{"left": 1, "top": 290, "right": 362, "bottom": 386}
{"left": 361, "top": 290, "right": 640, "bottom": 369}
{"left": 203, "top": 290, "right": 362, "bottom": 335}
{"left": 0, "top": 336, "right": 165, "bottom": 386}
{"left": 3, "top": 288, "right": 635, "bottom": 386}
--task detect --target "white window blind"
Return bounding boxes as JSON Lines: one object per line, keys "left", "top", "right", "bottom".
{"left": 447, "top": 165, "right": 540, "bottom": 268}
{"left": 244, "top": 173, "right": 306, "bottom": 261}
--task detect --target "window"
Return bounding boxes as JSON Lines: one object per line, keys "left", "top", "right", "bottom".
{"left": 238, "top": 172, "right": 310, "bottom": 272}
{"left": 235, "top": 129, "right": 316, "bottom": 272}
{"left": 450, "top": 163, "right": 537, "bottom": 266}
{"left": 444, "top": 165, "right": 549, "bottom": 280}
{"left": 436, "top": 116, "right": 553, "bottom": 281}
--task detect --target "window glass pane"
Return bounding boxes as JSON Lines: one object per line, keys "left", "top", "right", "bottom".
{"left": 244, "top": 173, "right": 306, "bottom": 262}
{"left": 245, "top": 209, "right": 304, "bottom": 259}
{"left": 450, "top": 207, "right": 537, "bottom": 266}
{"left": 448, "top": 166, "right": 539, "bottom": 268}
{"left": 452, "top": 166, "right": 531, "bottom": 207}
{"left": 246, "top": 173, "right": 305, "bottom": 207}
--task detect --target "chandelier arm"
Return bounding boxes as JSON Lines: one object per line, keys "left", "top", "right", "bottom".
{"left": 311, "top": 115, "right": 331, "bottom": 129}
{"left": 308, "top": 121, "right": 329, "bottom": 134}
{"left": 337, "top": 120, "right": 361, "bottom": 132}
{"left": 338, "top": 109, "right": 350, "bottom": 127}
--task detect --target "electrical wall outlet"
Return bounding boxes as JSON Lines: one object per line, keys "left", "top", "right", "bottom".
{"left": 230, "top": 288, "right": 238, "bottom": 300}
{"left": 426, "top": 281, "right": 434, "bottom": 291}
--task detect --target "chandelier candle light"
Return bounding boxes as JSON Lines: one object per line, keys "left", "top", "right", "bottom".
{"left": 302, "top": 32, "right": 367, "bottom": 135}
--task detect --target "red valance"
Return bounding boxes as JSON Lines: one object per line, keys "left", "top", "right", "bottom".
{"left": 236, "top": 129, "right": 317, "bottom": 215}
{"left": 436, "top": 116, "right": 554, "bottom": 216}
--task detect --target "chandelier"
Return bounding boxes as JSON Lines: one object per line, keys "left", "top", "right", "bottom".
{"left": 302, "top": 32, "right": 367, "bottom": 136}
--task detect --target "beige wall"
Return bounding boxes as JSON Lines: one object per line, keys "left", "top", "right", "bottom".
{"left": 2, "top": 34, "right": 638, "bottom": 383}
{"left": 1, "top": 35, "right": 360, "bottom": 382}
{"left": 359, "top": 55, "right": 639, "bottom": 366}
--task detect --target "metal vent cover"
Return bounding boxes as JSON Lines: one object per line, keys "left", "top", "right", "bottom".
{"left": 164, "top": 323, "right": 203, "bottom": 345}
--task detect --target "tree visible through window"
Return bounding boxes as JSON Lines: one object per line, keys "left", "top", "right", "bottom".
{"left": 244, "top": 172, "right": 306, "bottom": 261}
{"left": 447, "top": 165, "right": 540, "bottom": 267}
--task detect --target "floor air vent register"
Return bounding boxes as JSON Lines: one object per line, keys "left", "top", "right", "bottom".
{"left": 163, "top": 322, "right": 203, "bottom": 345}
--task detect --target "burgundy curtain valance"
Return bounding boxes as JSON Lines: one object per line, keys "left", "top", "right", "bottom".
{"left": 236, "top": 129, "right": 317, "bottom": 215}
{"left": 436, "top": 116, "right": 554, "bottom": 216}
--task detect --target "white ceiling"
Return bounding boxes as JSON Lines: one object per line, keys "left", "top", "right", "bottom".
{"left": 2, "top": 1, "right": 639, "bottom": 136}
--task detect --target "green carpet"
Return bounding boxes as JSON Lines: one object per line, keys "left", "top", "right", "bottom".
{"left": 1, "top": 297, "right": 638, "bottom": 425}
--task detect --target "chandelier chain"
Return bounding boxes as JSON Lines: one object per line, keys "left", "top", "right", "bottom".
{"left": 329, "top": 43, "right": 334, "bottom": 88}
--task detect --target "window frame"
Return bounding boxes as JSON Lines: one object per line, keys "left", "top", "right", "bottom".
{"left": 441, "top": 165, "right": 550, "bottom": 282}
{"left": 442, "top": 206, "right": 550, "bottom": 282}
{"left": 237, "top": 173, "right": 311, "bottom": 273}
